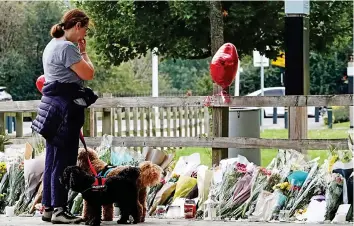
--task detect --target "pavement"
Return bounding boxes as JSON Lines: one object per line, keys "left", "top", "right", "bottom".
{"left": 0, "top": 216, "right": 339, "bottom": 226}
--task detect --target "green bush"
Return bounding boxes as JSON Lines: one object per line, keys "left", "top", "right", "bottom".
{"left": 323, "top": 106, "right": 349, "bottom": 125}
{"left": 333, "top": 106, "right": 350, "bottom": 123}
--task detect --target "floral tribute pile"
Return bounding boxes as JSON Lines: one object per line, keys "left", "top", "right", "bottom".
{"left": 0, "top": 134, "right": 352, "bottom": 224}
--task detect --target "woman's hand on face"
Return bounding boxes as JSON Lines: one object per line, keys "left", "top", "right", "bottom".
{"left": 78, "top": 39, "right": 86, "bottom": 53}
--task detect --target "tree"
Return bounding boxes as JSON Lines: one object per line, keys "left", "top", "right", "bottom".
{"left": 0, "top": 2, "right": 25, "bottom": 56}
{"left": 159, "top": 58, "right": 211, "bottom": 93}
{"left": 79, "top": 1, "right": 353, "bottom": 65}
{"left": 87, "top": 49, "right": 173, "bottom": 96}
{"left": 0, "top": 1, "right": 66, "bottom": 100}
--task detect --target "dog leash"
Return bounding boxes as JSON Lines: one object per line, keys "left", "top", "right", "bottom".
{"left": 79, "top": 132, "right": 98, "bottom": 177}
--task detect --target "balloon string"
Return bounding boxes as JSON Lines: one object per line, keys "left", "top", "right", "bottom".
{"left": 203, "top": 90, "right": 231, "bottom": 107}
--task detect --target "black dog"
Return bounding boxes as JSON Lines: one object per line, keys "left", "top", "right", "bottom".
{"left": 60, "top": 166, "right": 140, "bottom": 225}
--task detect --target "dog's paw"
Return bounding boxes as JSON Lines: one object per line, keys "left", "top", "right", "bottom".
{"left": 117, "top": 219, "right": 129, "bottom": 224}
{"left": 86, "top": 218, "right": 101, "bottom": 226}
{"left": 139, "top": 216, "right": 145, "bottom": 223}
{"left": 91, "top": 220, "right": 101, "bottom": 226}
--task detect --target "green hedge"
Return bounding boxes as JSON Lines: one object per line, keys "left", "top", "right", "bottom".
{"left": 323, "top": 106, "right": 349, "bottom": 125}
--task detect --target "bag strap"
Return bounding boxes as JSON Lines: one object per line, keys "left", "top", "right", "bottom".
{"left": 79, "top": 131, "right": 98, "bottom": 177}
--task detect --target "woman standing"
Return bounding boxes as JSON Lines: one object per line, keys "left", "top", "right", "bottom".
{"left": 31, "top": 8, "right": 97, "bottom": 224}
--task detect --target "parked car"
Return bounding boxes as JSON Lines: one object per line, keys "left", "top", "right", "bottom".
{"left": 246, "top": 87, "right": 316, "bottom": 118}
{"left": 0, "top": 87, "right": 12, "bottom": 101}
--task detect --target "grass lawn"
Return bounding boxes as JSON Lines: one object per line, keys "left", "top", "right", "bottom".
{"left": 175, "top": 122, "right": 351, "bottom": 168}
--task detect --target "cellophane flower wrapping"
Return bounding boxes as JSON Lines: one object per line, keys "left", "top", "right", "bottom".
{"left": 216, "top": 162, "right": 246, "bottom": 218}
{"left": 96, "top": 134, "right": 113, "bottom": 165}
{"left": 219, "top": 170, "right": 252, "bottom": 219}
{"left": 324, "top": 173, "right": 345, "bottom": 221}
{"left": 6, "top": 155, "right": 25, "bottom": 207}
{"left": 287, "top": 161, "right": 325, "bottom": 217}
{"left": 111, "top": 147, "right": 145, "bottom": 167}
{"left": 242, "top": 166, "right": 272, "bottom": 218}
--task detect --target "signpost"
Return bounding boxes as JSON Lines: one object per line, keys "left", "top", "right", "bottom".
{"left": 234, "top": 62, "right": 243, "bottom": 96}
{"left": 284, "top": 0, "right": 310, "bottom": 155}
{"left": 152, "top": 47, "right": 159, "bottom": 121}
{"left": 253, "top": 51, "right": 269, "bottom": 126}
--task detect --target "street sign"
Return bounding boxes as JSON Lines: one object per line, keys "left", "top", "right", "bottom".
{"left": 285, "top": 0, "right": 310, "bottom": 15}
{"left": 271, "top": 52, "right": 285, "bottom": 68}
{"left": 253, "top": 51, "right": 269, "bottom": 67}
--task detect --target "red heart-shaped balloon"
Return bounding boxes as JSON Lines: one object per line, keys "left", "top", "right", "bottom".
{"left": 36, "top": 75, "right": 45, "bottom": 93}
{"left": 210, "top": 43, "right": 239, "bottom": 90}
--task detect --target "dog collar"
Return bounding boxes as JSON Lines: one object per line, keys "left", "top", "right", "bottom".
{"left": 98, "top": 165, "right": 115, "bottom": 178}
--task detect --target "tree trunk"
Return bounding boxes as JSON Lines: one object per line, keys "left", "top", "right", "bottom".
{"left": 209, "top": 1, "right": 229, "bottom": 166}
{"left": 209, "top": 1, "right": 224, "bottom": 55}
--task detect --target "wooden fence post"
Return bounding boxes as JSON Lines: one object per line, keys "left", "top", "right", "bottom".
{"left": 15, "top": 112, "right": 23, "bottom": 137}
{"left": 83, "top": 108, "right": 91, "bottom": 137}
{"left": 102, "top": 93, "right": 112, "bottom": 135}
{"left": 0, "top": 113, "right": 5, "bottom": 135}
{"left": 210, "top": 0, "right": 228, "bottom": 166}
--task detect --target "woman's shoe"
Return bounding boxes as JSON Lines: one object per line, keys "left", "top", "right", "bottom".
{"left": 51, "top": 207, "right": 82, "bottom": 224}
{"left": 42, "top": 207, "right": 53, "bottom": 222}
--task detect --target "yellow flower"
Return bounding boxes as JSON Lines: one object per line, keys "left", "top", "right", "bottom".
{"left": 328, "top": 155, "right": 338, "bottom": 172}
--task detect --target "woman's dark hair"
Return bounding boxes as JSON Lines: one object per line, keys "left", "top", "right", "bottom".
{"left": 50, "top": 8, "right": 89, "bottom": 38}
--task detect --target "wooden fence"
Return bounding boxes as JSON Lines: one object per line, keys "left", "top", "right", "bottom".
{"left": 1, "top": 94, "right": 353, "bottom": 164}
{"left": 0, "top": 106, "right": 210, "bottom": 139}
{"left": 88, "top": 106, "right": 210, "bottom": 138}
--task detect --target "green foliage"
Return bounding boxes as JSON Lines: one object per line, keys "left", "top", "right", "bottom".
{"left": 0, "top": 134, "right": 12, "bottom": 153}
{"left": 309, "top": 41, "right": 352, "bottom": 95}
{"left": 86, "top": 48, "right": 173, "bottom": 95}
{"left": 159, "top": 58, "right": 211, "bottom": 95}
{"left": 333, "top": 106, "right": 350, "bottom": 123}
{"left": 79, "top": 1, "right": 353, "bottom": 65}
{"left": 0, "top": 1, "right": 66, "bottom": 100}
{"left": 324, "top": 106, "right": 349, "bottom": 125}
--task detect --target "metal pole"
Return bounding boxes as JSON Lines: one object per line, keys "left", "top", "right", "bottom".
{"left": 327, "top": 107, "right": 333, "bottom": 129}
{"left": 152, "top": 47, "right": 159, "bottom": 98}
{"left": 284, "top": 107, "right": 288, "bottom": 129}
{"left": 152, "top": 47, "right": 159, "bottom": 122}
{"left": 273, "top": 107, "right": 277, "bottom": 124}
{"left": 234, "top": 60, "right": 240, "bottom": 96}
{"left": 315, "top": 107, "right": 320, "bottom": 123}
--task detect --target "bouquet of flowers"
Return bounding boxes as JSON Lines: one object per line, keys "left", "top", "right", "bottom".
{"left": 288, "top": 162, "right": 326, "bottom": 217}
{"left": 217, "top": 163, "right": 245, "bottom": 204}
{"left": 0, "top": 162, "right": 6, "bottom": 181}
{"left": 219, "top": 172, "right": 252, "bottom": 219}
{"left": 147, "top": 178, "right": 166, "bottom": 211}
{"left": 6, "top": 156, "right": 25, "bottom": 207}
{"left": 324, "top": 173, "right": 345, "bottom": 221}
{"left": 211, "top": 162, "right": 247, "bottom": 219}
{"left": 0, "top": 193, "right": 6, "bottom": 213}
{"left": 241, "top": 167, "right": 271, "bottom": 218}
{"left": 270, "top": 181, "right": 297, "bottom": 220}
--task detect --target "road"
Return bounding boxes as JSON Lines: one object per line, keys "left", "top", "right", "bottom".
{"left": 0, "top": 216, "right": 336, "bottom": 226}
